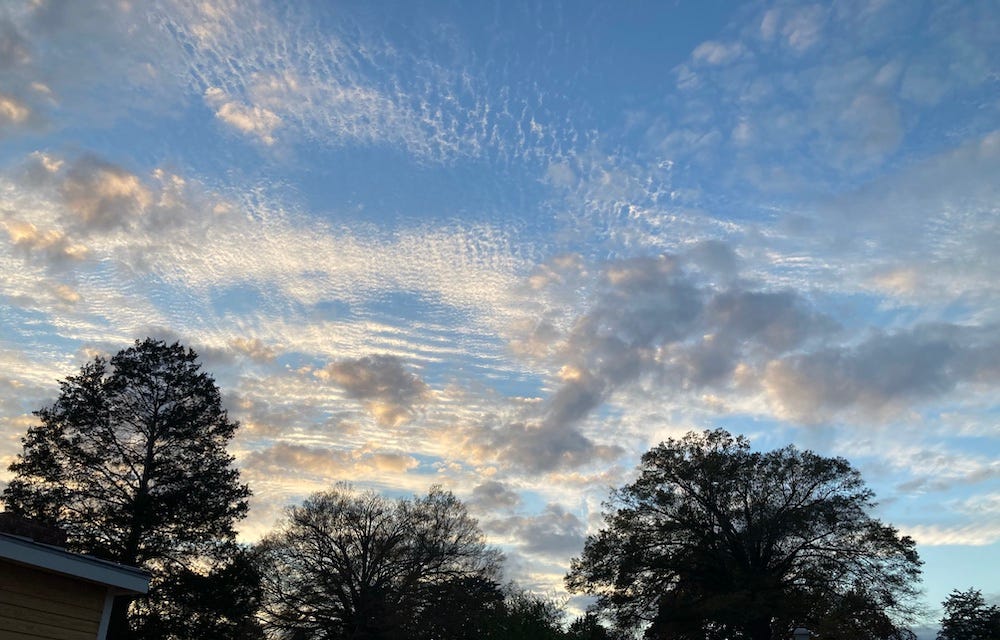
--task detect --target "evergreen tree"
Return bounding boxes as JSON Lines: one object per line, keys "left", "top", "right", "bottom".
{"left": 3, "top": 338, "right": 255, "bottom": 639}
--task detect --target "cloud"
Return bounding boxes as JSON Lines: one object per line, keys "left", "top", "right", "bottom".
{"left": 486, "top": 503, "right": 586, "bottom": 557}
{"left": 487, "top": 420, "right": 624, "bottom": 475}
{"left": 0, "top": 16, "right": 30, "bottom": 69}
{"left": 838, "top": 92, "right": 903, "bottom": 162}
{"left": 228, "top": 337, "right": 277, "bottom": 363}
{"left": 812, "top": 130, "right": 1000, "bottom": 304}
{"left": 762, "top": 324, "right": 1000, "bottom": 423}
{"left": 691, "top": 40, "right": 745, "bottom": 65}
{"left": 779, "top": 5, "right": 827, "bottom": 52}
{"left": 471, "top": 480, "right": 521, "bottom": 511}
{"left": 242, "top": 442, "right": 418, "bottom": 479}
{"left": 647, "top": 0, "right": 998, "bottom": 200}
{"left": 0, "top": 149, "right": 530, "bottom": 391}
{"left": 684, "top": 239, "right": 739, "bottom": 281}
{"left": 1, "top": 219, "right": 88, "bottom": 266}
{"left": 318, "top": 355, "right": 431, "bottom": 426}
{"left": 953, "top": 493, "right": 1000, "bottom": 518}
{"left": 512, "top": 252, "right": 834, "bottom": 430}
{"left": 0, "top": 92, "right": 30, "bottom": 130}
{"left": 469, "top": 250, "right": 845, "bottom": 473}
{"left": 58, "top": 156, "right": 151, "bottom": 233}
{"left": 204, "top": 87, "right": 281, "bottom": 145}
{"left": 902, "top": 521, "right": 1000, "bottom": 547}
{"left": 0, "top": 1, "right": 187, "bottom": 132}
{"left": 158, "top": 2, "right": 481, "bottom": 160}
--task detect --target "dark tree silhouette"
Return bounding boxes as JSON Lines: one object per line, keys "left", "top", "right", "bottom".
{"left": 566, "top": 612, "right": 627, "bottom": 640}
{"left": 399, "top": 574, "right": 506, "bottom": 640}
{"left": 565, "top": 429, "right": 921, "bottom": 640}
{"left": 416, "top": 582, "right": 573, "bottom": 640}
{"left": 938, "top": 589, "right": 1000, "bottom": 640}
{"left": 486, "top": 588, "right": 570, "bottom": 640}
{"left": 129, "top": 544, "right": 264, "bottom": 640}
{"left": 2, "top": 338, "right": 254, "bottom": 639}
{"left": 257, "top": 484, "right": 503, "bottom": 640}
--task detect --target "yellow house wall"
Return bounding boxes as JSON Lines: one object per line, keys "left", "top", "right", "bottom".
{"left": 0, "top": 559, "right": 106, "bottom": 640}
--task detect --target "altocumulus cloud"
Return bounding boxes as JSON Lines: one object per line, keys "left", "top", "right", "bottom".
{"left": 318, "top": 355, "right": 431, "bottom": 427}
{"left": 245, "top": 442, "right": 418, "bottom": 475}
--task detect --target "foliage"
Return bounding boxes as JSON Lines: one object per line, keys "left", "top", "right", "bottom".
{"left": 2, "top": 338, "right": 254, "bottom": 639}
{"left": 566, "top": 612, "right": 628, "bottom": 640}
{"left": 486, "top": 588, "right": 570, "bottom": 640}
{"left": 257, "top": 484, "right": 503, "bottom": 640}
{"left": 938, "top": 589, "right": 1000, "bottom": 640}
{"left": 565, "top": 429, "right": 922, "bottom": 640}
{"left": 130, "top": 543, "right": 264, "bottom": 640}
{"left": 400, "top": 574, "right": 506, "bottom": 640}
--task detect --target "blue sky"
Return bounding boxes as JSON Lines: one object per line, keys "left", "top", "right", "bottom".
{"left": 1, "top": 0, "right": 998, "bottom": 631}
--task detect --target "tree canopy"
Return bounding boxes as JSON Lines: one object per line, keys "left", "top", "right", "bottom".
{"left": 938, "top": 588, "right": 1000, "bottom": 640}
{"left": 2, "top": 338, "right": 254, "bottom": 639}
{"left": 565, "top": 429, "right": 922, "bottom": 640}
{"left": 256, "top": 484, "right": 504, "bottom": 640}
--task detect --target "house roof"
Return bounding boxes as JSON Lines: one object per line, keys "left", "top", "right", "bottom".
{"left": 0, "top": 532, "right": 150, "bottom": 594}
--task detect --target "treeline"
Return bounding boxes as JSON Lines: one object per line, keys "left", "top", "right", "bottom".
{"left": 2, "top": 340, "right": 996, "bottom": 640}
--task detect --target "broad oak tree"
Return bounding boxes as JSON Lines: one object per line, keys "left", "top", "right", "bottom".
{"left": 3, "top": 339, "right": 253, "bottom": 639}
{"left": 256, "top": 484, "right": 503, "bottom": 640}
{"left": 565, "top": 429, "right": 922, "bottom": 640}
{"left": 937, "top": 588, "right": 1000, "bottom": 640}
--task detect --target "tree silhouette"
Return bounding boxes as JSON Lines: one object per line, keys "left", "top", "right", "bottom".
{"left": 566, "top": 612, "right": 626, "bottom": 640}
{"left": 938, "top": 589, "right": 1000, "bottom": 640}
{"left": 257, "top": 484, "right": 502, "bottom": 640}
{"left": 486, "top": 588, "right": 569, "bottom": 640}
{"left": 3, "top": 338, "right": 254, "bottom": 639}
{"left": 566, "top": 429, "right": 921, "bottom": 640}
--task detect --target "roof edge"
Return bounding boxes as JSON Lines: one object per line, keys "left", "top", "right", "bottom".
{"left": 0, "top": 533, "right": 150, "bottom": 594}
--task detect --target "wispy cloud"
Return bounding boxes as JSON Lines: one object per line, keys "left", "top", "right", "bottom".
{"left": 903, "top": 521, "right": 1000, "bottom": 547}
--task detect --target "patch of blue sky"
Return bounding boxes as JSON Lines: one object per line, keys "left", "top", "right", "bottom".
{"left": 307, "top": 298, "right": 354, "bottom": 322}
{"left": 0, "top": 305, "right": 90, "bottom": 364}
{"left": 463, "top": 1, "right": 737, "bottom": 105}
{"left": 475, "top": 369, "right": 549, "bottom": 401}
{"left": 32, "top": 97, "right": 220, "bottom": 178}
{"left": 406, "top": 453, "right": 443, "bottom": 476}
{"left": 807, "top": 291, "right": 925, "bottom": 332}
{"left": 920, "top": 544, "right": 1000, "bottom": 614}
{"left": 694, "top": 414, "right": 803, "bottom": 452}
{"left": 513, "top": 489, "right": 549, "bottom": 516}
{"left": 291, "top": 146, "right": 554, "bottom": 232}
{"left": 362, "top": 290, "right": 468, "bottom": 330}
{"left": 209, "top": 282, "right": 270, "bottom": 318}
{"left": 0, "top": 136, "right": 48, "bottom": 173}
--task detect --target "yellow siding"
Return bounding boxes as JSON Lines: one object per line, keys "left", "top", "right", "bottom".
{"left": 0, "top": 561, "right": 105, "bottom": 640}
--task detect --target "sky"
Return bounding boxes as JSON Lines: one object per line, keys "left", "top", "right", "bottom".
{"left": 0, "top": 0, "right": 998, "bottom": 632}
